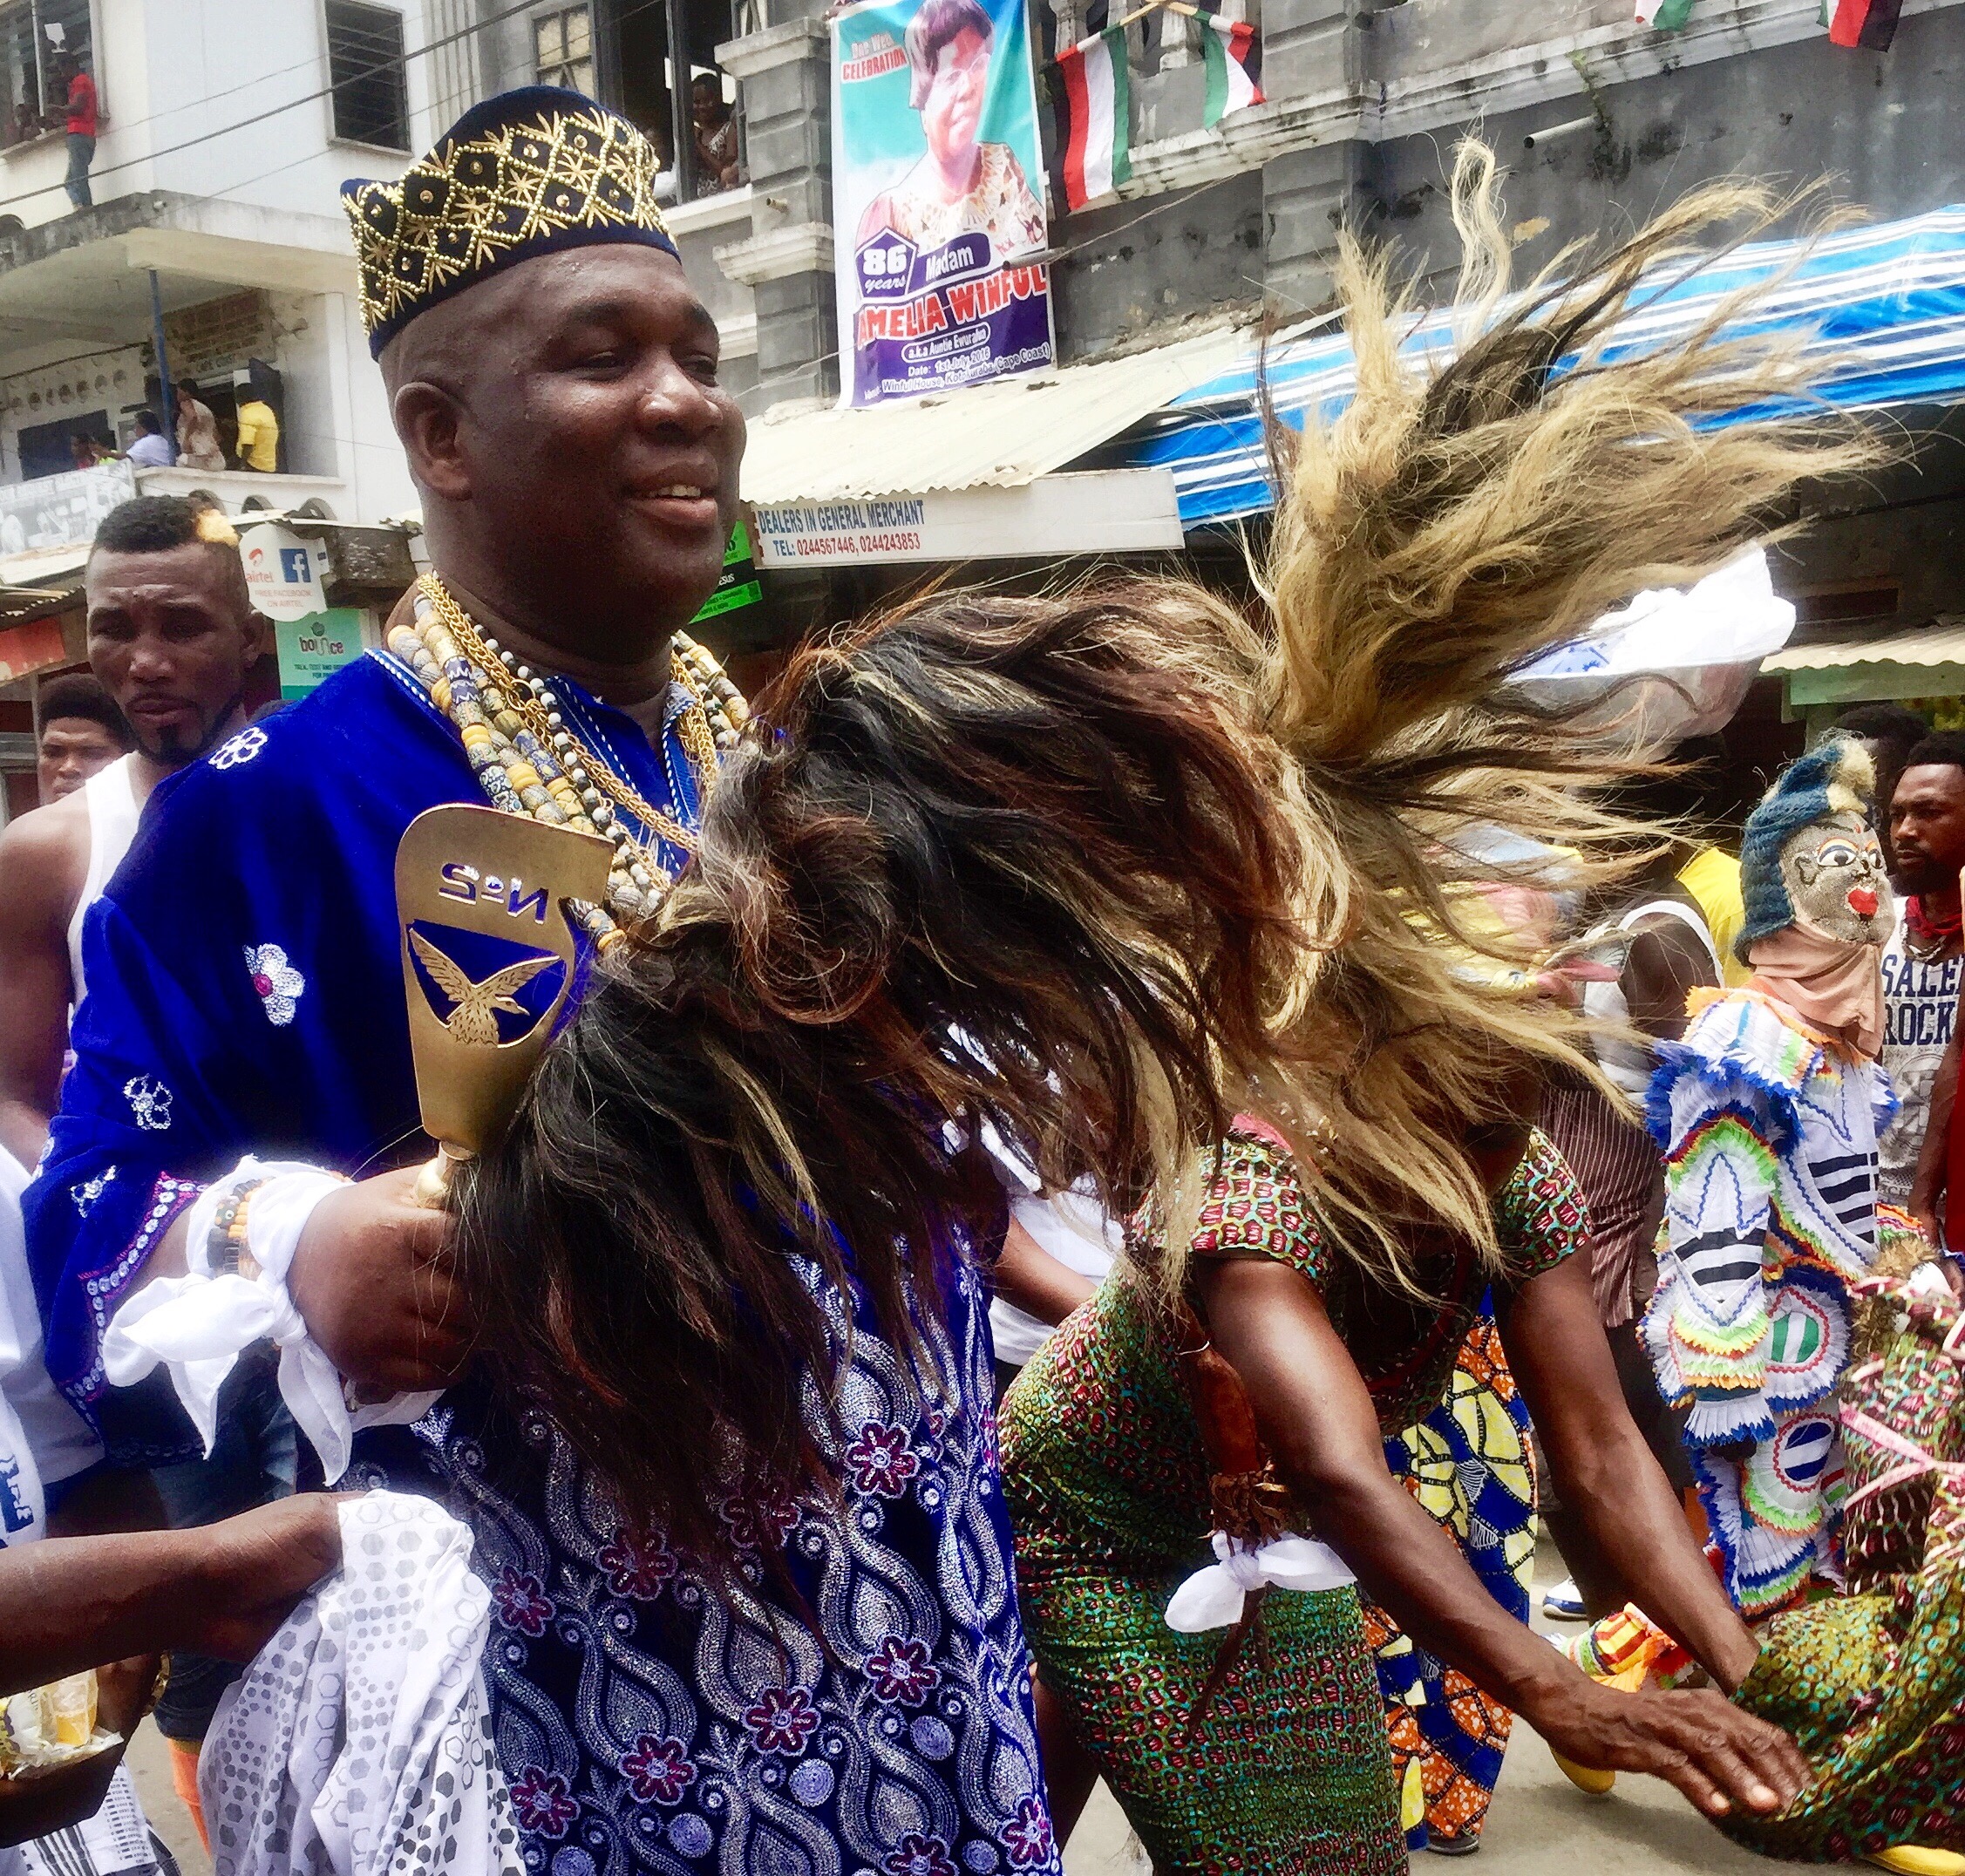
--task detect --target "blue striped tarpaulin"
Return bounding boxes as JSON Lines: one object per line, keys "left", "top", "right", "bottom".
{"left": 1123, "top": 203, "right": 1965, "bottom": 527}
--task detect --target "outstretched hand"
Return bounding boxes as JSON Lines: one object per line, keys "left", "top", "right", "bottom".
{"left": 1533, "top": 1677, "right": 1810, "bottom": 1820}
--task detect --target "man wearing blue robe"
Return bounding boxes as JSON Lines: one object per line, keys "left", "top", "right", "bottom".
{"left": 28, "top": 89, "right": 1059, "bottom": 1876}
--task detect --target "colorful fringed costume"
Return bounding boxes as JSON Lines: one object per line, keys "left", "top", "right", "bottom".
{"left": 1720, "top": 1273, "right": 1965, "bottom": 1860}
{"left": 998, "top": 1128, "right": 1586, "bottom": 1873}
{"left": 1642, "top": 735, "right": 1902, "bottom": 1619}
{"left": 1643, "top": 985, "right": 1895, "bottom": 1614}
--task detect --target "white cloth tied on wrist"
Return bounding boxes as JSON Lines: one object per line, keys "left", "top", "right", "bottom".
{"left": 1163, "top": 1530, "right": 1357, "bottom": 1634}
{"left": 100, "top": 1157, "right": 439, "bottom": 1484}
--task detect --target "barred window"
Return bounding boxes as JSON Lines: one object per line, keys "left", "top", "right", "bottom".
{"left": 326, "top": 0, "right": 409, "bottom": 151}
{"left": 0, "top": 0, "right": 94, "bottom": 141}
{"left": 534, "top": 5, "right": 595, "bottom": 95}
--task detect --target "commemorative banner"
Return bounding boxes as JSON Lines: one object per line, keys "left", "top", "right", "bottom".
{"left": 831, "top": 0, "right": 1055, "bottom": 406}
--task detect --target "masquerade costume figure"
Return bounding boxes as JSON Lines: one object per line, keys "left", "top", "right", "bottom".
{"left": 1000, "top": 147, "right": 1884, "bottom": 1874}
{"left": 1566, "top": 1267, "right": 1965, "bottom": 1865}
{"left": 1642, "top": 737, "right": 1898, "bottom": 1617}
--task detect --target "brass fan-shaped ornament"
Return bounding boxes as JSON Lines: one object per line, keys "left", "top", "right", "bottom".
{"left": 395, "top": 804, "right": 613, "bottom": 1204}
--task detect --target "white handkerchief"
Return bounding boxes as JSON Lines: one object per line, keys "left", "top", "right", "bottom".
{"left": 100, "top": 1159, "right": 439, "bottom": 1483}
{"left": 1164, "top": 1530, "right": 1356, "bottom": 1634}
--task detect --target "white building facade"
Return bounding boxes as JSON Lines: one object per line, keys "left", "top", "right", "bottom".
{"left": 0, "top": 0, "right": 472, "bottom": 525}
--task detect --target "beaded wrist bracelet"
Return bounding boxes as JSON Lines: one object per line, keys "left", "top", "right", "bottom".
{"left": 208, "top": 1178, "right": 270, "bottom": 1280}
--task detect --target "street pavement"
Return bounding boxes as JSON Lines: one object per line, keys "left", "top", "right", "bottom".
{"left": 126, "top": 1718, "right": 207, "bottom": 1876}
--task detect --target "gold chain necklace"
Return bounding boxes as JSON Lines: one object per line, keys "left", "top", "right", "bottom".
{"left": 387, "top": 573, "right": 750, "bottom": 935}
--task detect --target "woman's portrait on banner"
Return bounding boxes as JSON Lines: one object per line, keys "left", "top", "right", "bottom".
{"left": 855, "top": 0, "right": 1046, "bottom": 258}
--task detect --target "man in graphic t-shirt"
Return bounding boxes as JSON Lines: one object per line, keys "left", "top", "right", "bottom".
{"left": 1882, "top": 733, "right": 1965, "bottom": 1213}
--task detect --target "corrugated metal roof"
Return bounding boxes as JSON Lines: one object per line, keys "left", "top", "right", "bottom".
{"left": 1763, "top": 622, "right": 1965, "bottom": 672}
{"left": 738, "top": 324, "right": 1253, "bottom": 507}
{"left": 1132, "top": 201, "right": 1965, "bottom": 526}
{"left": 0, "top": 581, "right": 79, "bottom": 624}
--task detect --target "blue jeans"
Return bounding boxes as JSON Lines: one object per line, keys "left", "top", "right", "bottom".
{"left": 64, "top": 131, "right": 92, "bottom": 208}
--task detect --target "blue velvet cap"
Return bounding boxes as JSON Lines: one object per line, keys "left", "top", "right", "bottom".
{"left": 1734, "top": 732, "right": 1876, "bottom": 962}
{"left": 341, "top": 87, "right": 678, "bottom": 359}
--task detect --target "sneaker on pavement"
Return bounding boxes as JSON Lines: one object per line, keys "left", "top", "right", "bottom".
{"left": 1541, "top": 1577, "right": 1586, "bottom": 1621}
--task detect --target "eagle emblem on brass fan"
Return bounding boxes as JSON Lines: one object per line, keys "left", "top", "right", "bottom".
{"left": 408, "top": 927, "right": 559, "bottom": 1046}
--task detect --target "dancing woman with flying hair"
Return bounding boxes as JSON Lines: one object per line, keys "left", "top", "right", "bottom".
{"left": 443, "top": 143, "right": 1914, "bottom": 1874}
{"left": 997, "top": 144, "right": 1906, "bottom": 1874}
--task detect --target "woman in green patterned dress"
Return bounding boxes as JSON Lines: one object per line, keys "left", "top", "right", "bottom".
{"left": 998, "top": 1119, "right": 1799, "bottom": 1874}
{"left": 987, "top": 138, "right": 1887, "bottom": 1873}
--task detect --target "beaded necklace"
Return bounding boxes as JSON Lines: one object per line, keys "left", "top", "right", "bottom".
{"left": 387, "top": 572, "right": 750, "bottom": 946}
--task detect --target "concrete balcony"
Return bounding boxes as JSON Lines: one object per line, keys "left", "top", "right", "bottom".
{"left": 133, "top": 465, "right": 356, "bottom": 520}
{"left": 1061, "top": 0, "right": 1965, "bottom": 211}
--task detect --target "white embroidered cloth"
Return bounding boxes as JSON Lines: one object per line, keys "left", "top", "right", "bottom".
{"left": 99, "top": 1158, "right": 438, "bottom": 1483}
{"left": 201, "top": 1491, "right": 523, "bottom": 1876}
{"left": 1163, "top": 1531, "right": 1357, "bottom": 1634}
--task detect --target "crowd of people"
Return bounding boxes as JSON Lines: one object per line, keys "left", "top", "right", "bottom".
{"left": 0, "top": 84, "right": 1961, "bottom": 1876}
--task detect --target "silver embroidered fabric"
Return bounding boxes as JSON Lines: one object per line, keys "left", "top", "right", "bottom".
{"left": 201, "top": 1492, "right": 523, "bottom": 1876}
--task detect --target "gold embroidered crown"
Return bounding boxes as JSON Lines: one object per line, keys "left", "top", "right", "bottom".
{"left": 341, "top": 86, "right": 676, "bottom": 358}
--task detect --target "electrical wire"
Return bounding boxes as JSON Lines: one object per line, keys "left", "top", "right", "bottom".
{"left": 194, "top": 0, "right": 686, "bottom": 212}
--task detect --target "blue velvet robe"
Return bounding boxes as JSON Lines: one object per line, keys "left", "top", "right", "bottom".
{"left": 25, "top": 649, "right": 1061, "bottom": 1876}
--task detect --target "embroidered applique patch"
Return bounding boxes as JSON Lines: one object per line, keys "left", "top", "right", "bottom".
{"left": 123, "top": 1075, "right": 173, "bottom": 1132}
{"left": 210, "top": 726, "right": 268, "bottom": 771}
{"left": 71, "top": 1166, "right": 118, "bottom": 1215}
{"left": 244, "top": 943, "right": 306, "bottom": 1025}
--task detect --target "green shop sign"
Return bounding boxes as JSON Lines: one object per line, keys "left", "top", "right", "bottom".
{"left": 275, "top": 607, "right": 366, "bottom": 699}
{"left": 691, "top": 519, "right": 765, "bottom": 623}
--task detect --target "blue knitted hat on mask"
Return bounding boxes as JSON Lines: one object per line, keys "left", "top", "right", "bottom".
{"left": 1734, "top": 732, "right": 1876, "bottom": 963}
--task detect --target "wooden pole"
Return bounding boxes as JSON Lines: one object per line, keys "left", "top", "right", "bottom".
{"left": 1110, "top": 0, "right": 1196, "bottom": 35}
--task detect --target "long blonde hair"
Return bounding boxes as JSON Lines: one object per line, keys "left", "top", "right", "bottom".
{"left": 1184, "top": 143, "right": 1883, "bottom": 1290}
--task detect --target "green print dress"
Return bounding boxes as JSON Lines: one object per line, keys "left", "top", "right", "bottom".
{"left": 1717, "top": 1275, "right": 1965, "bottom": 1861}
{"left": 998, "top": 1127, "right": 1587, "bottom": 1875}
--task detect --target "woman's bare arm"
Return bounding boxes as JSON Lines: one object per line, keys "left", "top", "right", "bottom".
{"left": 993, "top": 1214, "right": 1098, "bottom": 1327}
{"left": 1194, "top": 1256, "right": 1808, "bottom": 1820}
{"left": 1497, "top": 1254, "right": 1759, "bottom": 1686}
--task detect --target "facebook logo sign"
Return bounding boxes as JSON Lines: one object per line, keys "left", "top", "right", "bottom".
{"left": 281, "top": 547, "right": 311, "bottom": 583}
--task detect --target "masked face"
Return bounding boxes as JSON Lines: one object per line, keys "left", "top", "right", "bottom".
{"left": 1777, "top": 810, "right": 1893, "bottom": 946}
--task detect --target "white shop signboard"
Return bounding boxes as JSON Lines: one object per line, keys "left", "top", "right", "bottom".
{"left": 751, "top": 469, "right": 1183, "bottom": 568}
{"left": 239, "top": 521, "right": 332, "bottom": 622}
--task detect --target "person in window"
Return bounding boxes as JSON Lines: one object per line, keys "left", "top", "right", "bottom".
{"left": 174, "top": 387, "right": 226, "bottom": 472}
{"left": 231, "top": 388, "right": 279, "bottom": 473}
{"left": 46, "top": 50, "right": 95, "bottom": 211}
{"left": 690, "top": 75, "right": 738, "bottom": 194}
{"left": 123, "top": 411, "right": 173, "bottom": 470}
{"left": 8, "top": 100, "right": 39, "bottom": 148}
{"left": 855, "top": 0, "right": 1045, "bottom": 260}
